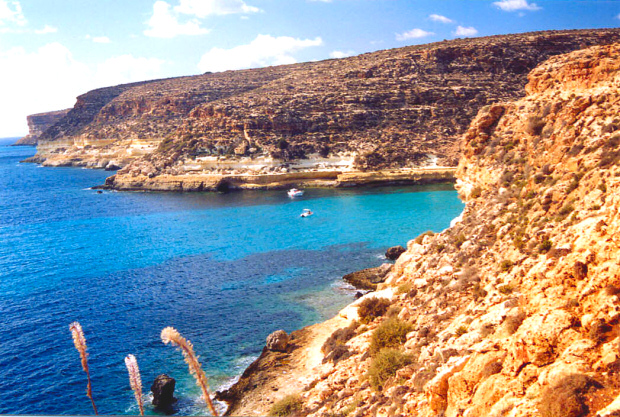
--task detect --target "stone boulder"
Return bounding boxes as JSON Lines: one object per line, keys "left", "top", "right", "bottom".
{"left": 266, "top": 330, "right": 289, "bottom": 352}
{"left": 385, "top": 245, "right": 406, "bottom": 260}
{"left": 343, "top": 263, "right": 393, "bottom": 290}
{"left": 151, "top": 374, "right": 177, "bottom": 412}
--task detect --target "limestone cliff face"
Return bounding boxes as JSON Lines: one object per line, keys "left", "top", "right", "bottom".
{"left": 28, "top": 29, "right": 620, "bottom": 188}
{"left": 224, "top": 43, "right": 620, "bottom": 416}
{"left": 13, "top": 109, "right": 70, "bottom": 146}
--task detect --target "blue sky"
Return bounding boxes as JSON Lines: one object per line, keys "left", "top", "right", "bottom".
{"left": 0, "top": 0, "right": 618, "bottom": 137}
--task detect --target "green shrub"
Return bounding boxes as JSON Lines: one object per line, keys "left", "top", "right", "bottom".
{"left": 525, "top": 115, "right": 546, "bottom": 136}
{"left": 470, "top": 186, "right": 482, "bottom": 199}
{"left": 500, "top": 260, "right": 514, "bottom": 272}
{"left": 481, "top": 361, "right": 503, "bottom": 378}
{"left": 538, "top": 374, "right": 601, "bottom": 417}
{"left": 557, "top": 203, "right": 575, "bottom": 220}
{"left": 504, "top": 311, "right": 526, "bottom": 335}
{"left": 322, "top": 322, "right": 358, "bottom": 363}
{"left": 367, "top": 349, "right": 413, "bottom": 391}
{"left": 455, "top": 325, "right": 468, "bottom": 337}
{"left": 357, "top": 297, "right": 391, "bottom": 324}
{"left": 588, "top": 318, "right": 612, "bottom": 344}
{"left": 277, "top": 138, "right": 289, "bottom": 150}
{"left": 396, "top": 282, "right": 413, "bottom": 295}
{"left": 414, "top": 230, "right": 434, "bottom": 244}
{"left": 498, "top": 284, "right": 515, "bottom": 295}
{"left": 454, "top": 234, "right": 466, "bottom": 248}
{"left": 539, "top": 239, "right": 553, "bottom": 254}
{"left": 472, "top": 283, "right": 487, "bottom": 300}
{"left": 370, "top": 318, "right": 413, "bottom": 355}
{"left": 270, "top": 394, "right": 302, "bottom": 417}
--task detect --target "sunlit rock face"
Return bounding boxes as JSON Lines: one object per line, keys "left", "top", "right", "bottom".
{"left": 28, "top": 29, "right": 620, "bottom": 191}
{"left": 222, "top": 43, "right": 620, "bottom": 417}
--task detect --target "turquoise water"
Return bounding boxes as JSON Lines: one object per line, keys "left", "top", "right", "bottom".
{"left": 0, "top": 139, "right": 463, "bottom": 415}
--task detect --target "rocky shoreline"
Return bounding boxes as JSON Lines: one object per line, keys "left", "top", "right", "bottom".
{"left": 23, "top": 29, "right": 620, "bottom": 195}
{"left": 213, "top": 43, "right": 620, "bottom": 417}
{"left": 99, "top": 167, "right": 456, "bottom": 192}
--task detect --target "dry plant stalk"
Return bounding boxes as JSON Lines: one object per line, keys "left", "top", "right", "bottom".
{"left": 69, "top": 322, "right": 98, "bottom": 415}
{"left": 161, "top": 327, "right": 218, "bottom": 416}
{"left": 124, "top": 354, "right": 144, "bottom": 416}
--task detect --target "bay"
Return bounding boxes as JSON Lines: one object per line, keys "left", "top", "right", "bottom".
{"left": 0, "top": 142, "right": 463, "bottom": 415}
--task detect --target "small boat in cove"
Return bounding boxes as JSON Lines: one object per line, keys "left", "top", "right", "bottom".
{"left": 300, "top": 209, "right": 313, "bottom": 218}
{"left": 288, "top": 188, "right": 304, "bottom": 198}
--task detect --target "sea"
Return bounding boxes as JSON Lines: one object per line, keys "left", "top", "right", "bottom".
{"left": 0, "top": 138, "right": 464, "bottom": 415}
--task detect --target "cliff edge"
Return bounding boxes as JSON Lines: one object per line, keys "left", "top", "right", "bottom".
{"left": 13, "top": 109, "right": 70, "bottom": 146}
{"left": 220, "top": 42, "right": 620, "bottom": 417}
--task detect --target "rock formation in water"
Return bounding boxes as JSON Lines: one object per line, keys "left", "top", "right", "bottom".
{"left": 25, "top": 29, "right": 620, "bottom": 191}
{"left": 13, "top": 109, "right": 70, "bottom": 146}
{"left": 219, "top": 42, "right": 620, "bottom": 417}
{"left": 151, "top": 374, "right": 177, "bottom": 412}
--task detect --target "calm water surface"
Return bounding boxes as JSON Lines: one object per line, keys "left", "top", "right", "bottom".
{"left": 0, "top": 140, "right": 463, "bottom": 415}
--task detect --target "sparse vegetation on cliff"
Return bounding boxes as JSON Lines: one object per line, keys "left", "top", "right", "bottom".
{"left": 221, "top": 42, "right": 620, "bottom": 417}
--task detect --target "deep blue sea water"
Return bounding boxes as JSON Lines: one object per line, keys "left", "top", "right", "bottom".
{"left": 0, "top": 138, "right": 464, "bottom": 415}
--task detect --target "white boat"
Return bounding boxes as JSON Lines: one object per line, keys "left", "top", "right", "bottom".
{"left": 288, "top": 188, "right": 304, "bottom": 198}
{"left": 300, "top": 209, "right": 313, "bottom": 218}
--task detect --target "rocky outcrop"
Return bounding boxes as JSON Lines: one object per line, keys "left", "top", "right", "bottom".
{"left": 385, "top": 245, "right": 406, "bottom": 260}
{"left": 221, "top": 43, "right": 620, "bottom": 417}
{"left": 102, "top": 167, "right": 456, "bottom": 191}
{"left": 27, "top": 29, "right": 620, "bottom": 191}
{"left": 13, "top": 109, "right": 70, "bottom": 146}
{"left": 343, "top": 263, "right": 393, "bottom": 290}
{"left": 266, "top": 330, "right": 290, "bottom": 352}
{"left": 151, "top": 374, "right": 177, "bottom": 412}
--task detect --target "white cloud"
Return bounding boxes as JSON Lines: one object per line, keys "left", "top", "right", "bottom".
{"left": 396, "top": 28, "right": 434, "bottom": 41}
{"left": 93, "top": 55, "right": 165, "bottom": 86}
{"left": 493, "top": 0, "right": 541, "bottom": 12}
{"left": 617, "top": 13, "right": 620, "bottom": 19}
{"left": 92, "top": 36, "right": 111, "bottom": 43}
{"left": 0, "top": 0, "right": 26, "bottom": 32}
{"left": 454, "top": 26, "right": 478, "bottom": 37}
{"left": 174, "top": 0, "right": 260, "bottom": 17}
{"left": 330, "top": 50, "right": 355, "bottom": 59}
{"left": 34, "top": 25, "right": 58, "bottom": 35}
{"left": 198, "top": 34, "right": 323, "bottom": 73}
{"left": 144, "top": 1, "right": 210, "bottom": 38}
{"left": 0, "top": 42, "right": 167, "bottom": 136}
{"left": 429, "top": 14, "right": 453, "bottom": 24}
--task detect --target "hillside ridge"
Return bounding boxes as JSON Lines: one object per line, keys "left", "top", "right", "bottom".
{"left": 218, "top": 41, "right": 620, "bottom": 417}
{"left": 25, "top": 28, "right": 620, "bottom": 191}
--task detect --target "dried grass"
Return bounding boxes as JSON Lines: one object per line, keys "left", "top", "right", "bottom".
{"left": 161, "top": 327, "right": 218, "bottom": 416}
{"left": 124, "top": 354, "right": 144, "bottom": 416}
{"left": 69, "top": 322, "right": 98, "bottom": 415}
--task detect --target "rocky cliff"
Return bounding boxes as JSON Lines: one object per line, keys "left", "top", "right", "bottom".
{"left": 219, "top": 43, "right": 620, "bottom": 417}
{"left": 26, "top": 29, "right": 620, "bottom": 190}
{"left": 13, "top": 109, "right": 70, "bottom": 146}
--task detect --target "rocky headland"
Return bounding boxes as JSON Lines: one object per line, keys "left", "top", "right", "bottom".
{"left": 24, "top": 28, "right": 620, "bottom": 190}
{"left": 13, "top": 109, "right": 70, "bottom": 146}
{"left": 217, "top": 42, "right": 620, "bottom": 417}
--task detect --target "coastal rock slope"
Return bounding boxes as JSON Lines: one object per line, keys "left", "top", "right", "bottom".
{"left": 13, "top": 109, "right": 70, "bottom": 146}
{"left": 27, "top": 29, "right": 620, "bottom": 190}
{"left": 221, "top": 43, "right": 620, "bottom": 417}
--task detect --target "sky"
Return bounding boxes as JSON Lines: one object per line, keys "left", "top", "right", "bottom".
{"left": 0, "top": 0, "right": 618, "bottom": 138}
